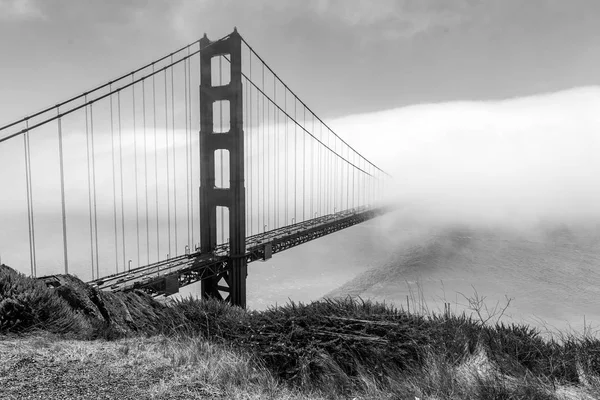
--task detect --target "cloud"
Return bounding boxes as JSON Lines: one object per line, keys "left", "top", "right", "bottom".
{"left": 309, "top": 0, "right": 469, "bottom": 40}
{"left": 328, "top": 86, "right": 600, "bottom": 227}
{"left": 0, "top": 0, "right": 45, "bottom": 21}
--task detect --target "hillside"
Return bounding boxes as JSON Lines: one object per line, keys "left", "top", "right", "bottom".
{"left": 3, "top": 261, "right": 600, "bottom": 399}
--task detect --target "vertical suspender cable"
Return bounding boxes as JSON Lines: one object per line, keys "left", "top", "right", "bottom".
{"left": 266, "top": 69, "right": 270, "bottom": 231}
{"left": 24, "top": 121, "right": 36, "bottom": 277}
{"left": 294, "top": 99, "right": 297, "bottom": 223}
{"left": 110, "top": 88, "right": 119, "bottom": 273}
{"left": 328, "top": 127, "right": 331, "bottom": 214}
{"left": 199, "top": 47, "right": 204, "bottom": 249}
{"left": 246, "top": 78, "right": 251, "bottom": 235}
{"left": 171, "top": 58, "right": 178, "bottom": 255}
{"left": 367, "top": 165, "right": 370, "bottom": 206}
{"left": 56, "top": 107, "right": 69, "bottom": 274}
{"left": 324, "top": 125, "right": 327, "bottom": 214}
{"left": 353, "top": 152, "right": 356, "bottom": 209}
{"left": 243, "top": 78, "right": 247, "bottom": 235}
{"left": 164, "top": 69, "right": 171, "bottom": 257}
{"left": 84, "top": 100, "right": 95, "bottom": 279}
{"left": 310, "top": 114, "right": 314, "bottom": 219}
{"left": 132, "top": 76, "right": 141, "bottom": 267}
{"left": 90, "top": 104, "right": 100, "bottom": 278}
{"left": 153, "top": 67, "right": 160, "bottom": 261}
{"left": 247, "top": 50, "right": 252, "bottom": 236}
{"left": 303, "top": 107, "right": 306, "bottom": 222}
{"left": 333, "top": 136, "right": 337, "bottom": 213}
{"left": 256, "top": 65, "right": 261, "bottom": 232}
{"left": 359, "top": 159, "right": 363, "bottom": 207}
{"left": 262, "top": 64, "right": 265, "bottom": 232}
{"left": 337, "top": 136, "right": 340, "bottom": 213}
{"left": 274, "top": 75, "right": 278, "bottom": 229}
{"left": 187, "top": 53, "right": 195, "bottom": 249}
{"left": 320, "top": 119, "right": 323, "bottom": 216}
{"left": 284, "top": 87, "right": 287, "bottom": 225}
{"left": 366, "top": 166, "right": 369, "bottom": 206}
{"left": 352, "top": 151, "right": 355, "bottom": 209}
{"left": 184, "top": 58, "right": 191, "bottom": 249}
{"left": 339, "top": 137, "right": 343, "bottom": 213}
{"left": 317, "top": 118, "right": 320, "bottom": 217}
{"left": 143, "top": 79, "right": 150, "bottom": 264}
{"left": 317, "top": 116, "right": 320, "bottom": 217}
{"left": 318, "top": 119, "right": 322, "bottom": 216}
{"left": 363, "top": 160, "right": 366, "bottom": 207}
{"left": 117, "top": 92, "right": 126, "bottom": 269}
{"left": 346, "top": 146, "right": 350, "bottom": 211}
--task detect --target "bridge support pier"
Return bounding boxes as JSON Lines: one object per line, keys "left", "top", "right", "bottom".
{"left": 199, "top": 29, "right": 247, "bottom": 308}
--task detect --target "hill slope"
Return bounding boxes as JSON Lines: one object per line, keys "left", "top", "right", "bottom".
{"left": 327, "top": 223, "right": 600, "bottom": 333}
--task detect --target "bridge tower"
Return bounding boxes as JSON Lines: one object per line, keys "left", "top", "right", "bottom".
{"left": 199, "top": 29, "right": 247, "bottom": 308}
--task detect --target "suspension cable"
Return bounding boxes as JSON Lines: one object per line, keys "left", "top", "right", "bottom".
{"left": 143, "top": 78, "right": 150, "bottom": 264}
{"left": 294, "top": 98, "right": 297, "bottom": 223}
{"left": 239, "top": 37, "right": 389, "bottom": 177}
{"left": 267, "top": 68, "right": 271, "bottom": 231}
{"left": 303, "top": 107, "right": 306, "bottom": 222}
{"left": 84, "top": 98, "right": 95, "bottom": 279}
{"left": 261, "top": 64, "right": 265, "bottom": 232}
{"left": 90, "top": 103, "right": 100, "bottom": 278}
{"left": 110, "top": 87, "right": 119, "bottom": 273}
{"left": 0, "top": 38, "right": 205, "bottom": 134}
{"left": 221, "top": 53, "right": 378, "bottom": 178}
{"left": 153, "top": 67, "right": 160, "bottom": 261}
{"left": 164, "top": 68, "right": 171, "bottom": 257}
{"left": 132, "top": 75, "right": 141, "bottom": 268}
{"left": 171, "top": 57, "right": 178, "bottom": 256}
{"left": 117, "top": 92, "right": 126, "bottom": 270}
{"left": 184, "top": 57, "right": 191, "bottom": 249}
{"left": 284, "top": 85, "right": 288, "bottom": 226}
{"left": 187, "top": 53, "right": 195, "bottom": 249}
{"left": 248, "top": 48, "right": 253, "bottom": 236}
{"left": 56, "top": 107, "right": 69, "bottom": 274}
{"left": 24, "top": 120, "right": 36, "bottom": 277}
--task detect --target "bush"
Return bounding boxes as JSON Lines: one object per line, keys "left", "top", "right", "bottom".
{"left": 0, "top": 266, "right": 90, "bottom": 335}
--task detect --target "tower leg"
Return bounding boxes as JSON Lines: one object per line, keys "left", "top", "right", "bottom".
{"left": 199, "top": 29, "right": 247, "bottom": 308}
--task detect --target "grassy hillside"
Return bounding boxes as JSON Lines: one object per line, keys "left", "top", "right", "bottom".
{"left": 2, "top": 264, "right": 600, "bottom": 399}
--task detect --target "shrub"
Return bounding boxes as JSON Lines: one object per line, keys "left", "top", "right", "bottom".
{"left": 0, "top": 266, "right": 90, "bottom": 335}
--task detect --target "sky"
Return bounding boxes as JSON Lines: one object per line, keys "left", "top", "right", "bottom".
{"left": 2, "top": 0, "right": 600, "bottom": 124}
{"left": 2, "top": 0, "right": 600, "bottom": 287}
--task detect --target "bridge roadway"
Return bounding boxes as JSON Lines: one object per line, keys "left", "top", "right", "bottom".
{"left": 87, "top": 206, "right": 388, "bottom": 297}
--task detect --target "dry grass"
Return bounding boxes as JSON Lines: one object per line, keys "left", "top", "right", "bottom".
{"left": 0, "top": 333, "right": 322, "bottom": 400}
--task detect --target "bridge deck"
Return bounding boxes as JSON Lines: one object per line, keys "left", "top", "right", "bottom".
{"left": 85, "top": 207, "right": 386, "bottom": 296}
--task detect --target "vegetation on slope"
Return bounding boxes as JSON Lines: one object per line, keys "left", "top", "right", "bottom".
{"left": 2, "top": 264, "right": 600, "bottom": 399}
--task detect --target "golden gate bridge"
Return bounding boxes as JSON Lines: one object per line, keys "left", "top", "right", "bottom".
{"left": 0, "top": 28, "right": 392, "bottom": 308}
